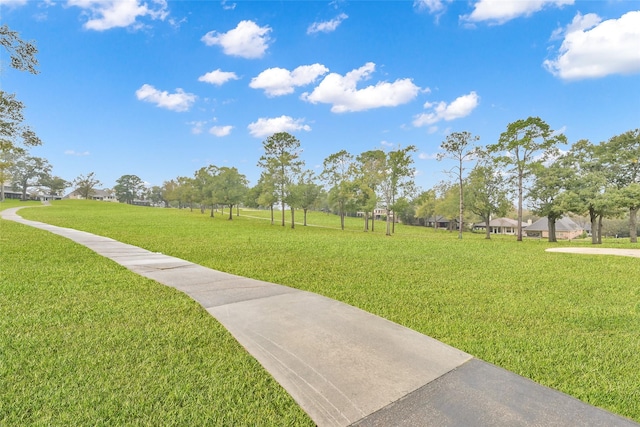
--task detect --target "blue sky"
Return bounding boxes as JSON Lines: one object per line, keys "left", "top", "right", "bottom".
{"left": 2, "top": 0, "right": 639, "bottom": 192}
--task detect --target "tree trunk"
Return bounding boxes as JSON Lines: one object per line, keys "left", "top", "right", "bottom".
{"left": 371, "top": 213, "right": 375, "bottom": 232}
{"left": 270, "top": 205, "right": 274, "bottom": 225}
{"left": 236, "top": 204, "right": 240, "bottom": 217}
{"left": 228, "top": 204, "right": 233, "bottom": 220}
{"left": 291, "top": 207, "right": 295, "bottom": 229}
{"left": 597, "top": 215, "right": 603, "bottom": 244}
{"left": 281, "top": 200, "right": 285, "bottom": 226}
{"left": 630, "top": 206, "right": 638, "bottom": 243}
{"left": 458, "top": 173, "right": 463, "bottom": 240}
{"left": 340, "top": 212, "right": 345, "bottom": 230}
{"left": 484, "top": 214, "right": 491, "bottom": 240}
{"left": 590, "top": 209, "right": 598, "bottom": 244}
{"left": 517, "top": 173, "right": 523, "bottom": 241}
{"left": 363, "top": 211, "right": 368, "bottom": 232}
{"left": 385, "top": 209, "right": 391, "bottom": 236}
{"left": 200, "top": 205, "right": 205, "bottom": 214}
{"left": 548, "top": 217, "right": 557, "bottom": 243}
{"left": 210, "top": 206, "right": 214, "bottom": 217}
{"left": 303, "top": 208, "right": 308, "bottom": 226}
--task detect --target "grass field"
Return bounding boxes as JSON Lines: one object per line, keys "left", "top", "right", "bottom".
{"left": 4, "top": 199, "right": 640, "bottom": 423}
{"left": 0, "top": 200, "right": 313, "bottom": 426}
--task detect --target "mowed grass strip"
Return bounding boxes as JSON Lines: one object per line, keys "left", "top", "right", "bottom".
{"left": 0, "top": 201, "right": 313, "bottom": 426}
{"left": 17, "top": 200, "right": 640, "bottom": 422}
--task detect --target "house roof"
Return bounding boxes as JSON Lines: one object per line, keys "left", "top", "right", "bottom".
{"left": 475, "top": 217, "right": 521, "bottom": 227}
{"left": 525, "top": 216, "right": 582, "bottom": 232}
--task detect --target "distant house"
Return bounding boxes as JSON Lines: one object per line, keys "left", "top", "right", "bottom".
{"left": 425, "top": 215, "right": 458, "bottom": 230}
{"left": 64, "top": 188, "right": 117, "bottom": 202}
{"left": 524, "top": 217, "right": 584, "bottom": 240}
{"left": 473, "top": 217, "right": 527, "bottom": 235}
{"left": 1, "top": 184, "right": 24, "bottom": 200}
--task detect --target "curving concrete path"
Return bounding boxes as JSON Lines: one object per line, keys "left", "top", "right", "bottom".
{"left": 3, "top": 206, "right": 638, "bottom": 427}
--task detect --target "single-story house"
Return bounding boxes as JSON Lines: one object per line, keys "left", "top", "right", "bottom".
{"left": 64, "top": 188, "right": 117, "bottom": 202}
{"left": 1, "top": 184, "right": 24, "bottom": 200}
{"left": 524, "top": 216, "right": 584, "bottom": 240}
{"left": 473, "top": 217, "right": 529, "bottom": 235}
{"left": 425, "top": 215, "right": 458, "bottom": 230}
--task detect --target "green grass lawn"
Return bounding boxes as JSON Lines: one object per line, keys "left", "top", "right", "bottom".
{"left": 0, "top": 200, "right": 313, "bottom": 426}
{"left": 5, "top": 200, "right": 640, "bottom": 423}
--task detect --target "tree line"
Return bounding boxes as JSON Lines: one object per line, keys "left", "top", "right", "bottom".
{"left": 1, "top": 25, "right": 637, "bottom": 243}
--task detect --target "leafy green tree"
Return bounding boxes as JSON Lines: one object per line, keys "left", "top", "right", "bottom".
{"left": 527, "top": 158, "right": 573, "bottom": 242}
{"left": 435, "top": 183, "right": 460, "bottom": 232}
{"left": 176, "top": 176, "right": 197, "bottom": 211}
{"left": 73, "top": 172, "right": 101, "bottom": 200}
{"left": 599, "top": 129, "right": 639, "bottom": 243}
{"left": 114, "top": 174, "right": 145, "bottom": 204}
{"left": 437, "top": 131, "right": 480, "bottom": 239}
{"left": 378, "top": 146, "right": 417, "bottom": 235}
{"left": 212, "top": 167, "right": 248, "bottom": 220}
{"left": 258, "top": 132, "right": 304, "bottom": 227}
{"left": 39, "top": 174, "right": 70, "bottom": 197}
{"left": 487, "top": 117, "right": 566, "bottom": 241}
{"left": 321, "top": 149, "right": 355, "bottom": 230}
{"left": 356, "top": 150, "right": 385, "bottom": 232}
{"left": 563, "top": 140, "right": 612, "bottom": 244}
{"left": 0, "top": 92, "right": 42, "bottom": 200}
{"left": 295, "top": 170, "right": 322, "bottom": 227}
{"left": 415, "top": 189, "right": 437, "bottom": 228}
{"left": 160, "top": 179, "right": 180, "bottom": 207}
{"left": 148, "top": 185, "right": 167, "bottom": 207}
{"left": 8, "top": 155, "right": 50, "bottom": 200}
{"left": 465, "top": 160, "right": 511, "bottom": 239}
{"left": 1, "top": 25, "right": 40, "bottom": 201}
{"left": 256, "top": 173, "right": 278, "bottom": 225}
{"left": 1, "top": 25, "right": 39, "bottom": 74}
{"left": 194, "top": 165, "right": 219, "bottom": 215}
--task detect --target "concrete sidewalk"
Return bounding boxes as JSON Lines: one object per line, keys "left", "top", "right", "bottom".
{"left": 3, "top": 207, "right": 638, "bottom": 426}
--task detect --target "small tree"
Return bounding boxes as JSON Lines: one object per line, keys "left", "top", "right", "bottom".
{"left": 257, "top": 132, "right": 304, "bottom": 227}
{"left": 527, "top": 158, "right": 573, "bottom": 242}
{"left": 296, "top": 171, "right": 322, "bottom": 227}
{"left": 114, "top": 174, "right": 145, "bottom": 204}
{"left": 465, "top": 160, "right": 511, "bottom": 239}
{"left": 40, "top": 174, "right": 70, "bottom": 197}
{"left": 487, "top": 117, "right": 566, "bottom": 241}
{"left": 321, "top": 150, "right": 355, "bottom": 230}
{"left": 212, "top": 167, "right": 248, "bottom": 220}
{"left": 73, "top": 172, "right": 102, "bottom": 200}
{"left": 9, "top": 155, "right": 51, "bottom": 200}
{"left": 437, "top": 131, "right": 480, "bottom": 239}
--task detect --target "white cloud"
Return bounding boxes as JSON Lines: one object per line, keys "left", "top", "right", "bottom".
{"left": 413, "top": 91, "right": 479, "bottom": 127}
{"left": 544, "top": 11, "right": 640, "bottom": 80}
{"left": 221, "top": 0, "right": 235, "bottom": 10}
{"left": 301, "top": 62, "right": 421, "bottom": 113}
{"left": 250, "top": 64, "right": 329, "bottom": 97}
{"left": 67, "top": 0, "right": 169, "bottom": 31}
{"left": 380, "top": 140, "right": 394, "bottom": 147}
{"left": 188, "top": 120, "right": 207, "bottom": 134}
{"left": 0, "top": 0, "right": 28, "bottom": 7}
{"left": 307, "top": 13, "right": 348, "bottom": 34}
{"left": 198, "top": 69, "right": 239, "bottom": 85}
{"left": 201, "top": 20, "right": 271, "bottom": 59}
{"left": 463, "top": 0, "right": 574, "bottom": 25}
{"left": 64, "top": 149, "right": 90, "bottom": 156}
{"left": 135, "top": 84, "right": 196, "bottom": 112}
{"left": 247, "top": 115, "right": 311, "bottom": 138}
{"left": 209, "top": 125, "right": 233, "bottom": 137}
{"left": 418, "top": 152, "right": 439, "bottom": 160}
{"left": 413, "top": 0, "right": 452, "bottom": 16}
